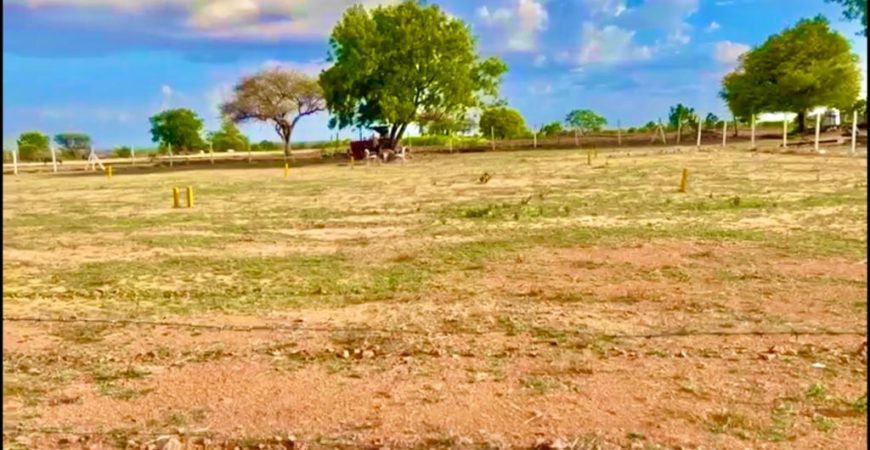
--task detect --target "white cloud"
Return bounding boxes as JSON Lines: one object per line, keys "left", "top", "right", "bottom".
{"left": 186, "top": 0, "right": 260, "bottom": 29}
{"left": 706, "top": 21, "right": 721, "bottom": 32}
{"left": 667, "top": 29, "right": 691, "bottom": 45}
{"left": 161, "top": 84, "right": 174, "bottom": 109}
{"left": 529, "top": 83, "right": 553, "bottom": 95}
{"left": 714, "top": 40, "right": 750, "bottom": 65}
{"left": 533, "top": 54, "right": 547, "bottom": 67}
{"left": 13, "top": 0, "right": 400, "bottom": 40}
{"left": 615, "top": 0, "right": 698, "bottom": 31}
{"left": 583, "top": 0, "right": 626, "bottom": 17}
{"left": 477, "top": 5, "right": 512, "bottom": 26}
{"left": 576, "top": 22, "right": 653, "bottom": 65}
{"left": 478, "top": 0, "right": 548, "bottom": 52}
{"left": 35, "top": 106, "right": 133, "bottom": 123}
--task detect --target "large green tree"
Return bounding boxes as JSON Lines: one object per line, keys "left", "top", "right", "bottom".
{"left": 539, "top": 121, "right": 564, "bottom": 136}
{"left": 479, "top": 107, "right": 528, "bottom": 139}
{"left": 720, "top": 16, "right": 861, "bottom": 132}
{"left": 208, "top": 119, "right": 250, "bottom": 152}
{"left": 319, "top": 0, "right": 507, "bottom": 149}
{"left": 149, "top": 108, "right": 206, "bottom": 153}
{"left": 826, "top": 0, "right": 867, "bottom": 35}
{"left": 53, "top": 132, "right": 91, "bottom": 159}
{"left": 16, "top": 131, "right": 50, "bottom": 161}
{"left": 565, "top": 109, "right": 607, "bottom": 133}
{"left": 221, "top": 68, "right": 324, "bottom": 160}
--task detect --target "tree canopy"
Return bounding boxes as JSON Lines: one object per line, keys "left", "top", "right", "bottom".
{"left": 16, "top": 131, "right": 50, "bottom": 161}
{"left": 565, "top": 109, "right": 607, "bottom": 133}
{"left": 667, "top": 104, "right": 698, "bottom": 130}
{"left": 720, "top": 16, "right": 861, "bottom": 131}
{"left": 539, "top": 121, "right": 564, "bottom": 136}
{"left": 149, "top": 108, "right": 206, "bottom": 153}
{"left": 826, "top": 0, "right": 867, "bottom": 35}
{"left": 418, "top": 110, "right": 475, "bottom": 136}
{"left": 53, "top": 132, "right": 91, "bottom": 159}
{"left": 479, "top": 107, "right": 529, "bottom": 139}
{"left": 208, "top": 119, "right": 250, "bottom": 152}
{"left": 221, "top": 68, "right": 324, "bottom": 159}
{"left": 319, "top": 0, "right": 507, "bottom": 149}
{"left": 704, "top": 113, "right": 721, "bottom": 129}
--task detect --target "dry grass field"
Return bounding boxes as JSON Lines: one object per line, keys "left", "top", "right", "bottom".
{"left": 3, "top": 145, "right": 867, "bottom": 449}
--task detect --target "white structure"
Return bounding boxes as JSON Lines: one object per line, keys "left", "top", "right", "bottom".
{"left": 757, "top": 112, "right": 797, "bottom": 123}
{"left": 808, "top": 106, "right": 841, "bottom": 129}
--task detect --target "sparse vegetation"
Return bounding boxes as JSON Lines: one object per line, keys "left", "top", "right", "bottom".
{"left": 3, "top": 148, "right": 866, "bottom": 448}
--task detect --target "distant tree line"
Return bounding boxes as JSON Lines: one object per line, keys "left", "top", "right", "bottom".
{"left": 6, "top": 4, "right": 864, "bottom": 162}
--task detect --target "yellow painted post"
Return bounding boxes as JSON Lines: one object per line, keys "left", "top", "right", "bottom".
{"left": 106, "top": 165, "right": 113, "bottom": 179}
{"left": 186, "top": 186, "right": 194, "bottom": 208}
{"left": 350, "top": 154, "right": 355, "bottom": 169}
{"left": 679, "top": 168, "right": 689, "bottom": 193}
{"left": 172, "top": 187, "right": 181, "bottom": 208}
{"left": 284, "top": 163, "right": 289, "bottom": 178}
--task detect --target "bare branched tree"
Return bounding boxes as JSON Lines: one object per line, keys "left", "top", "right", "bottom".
{"left": 220, "top": 68, "right": 325, "bottom": 161}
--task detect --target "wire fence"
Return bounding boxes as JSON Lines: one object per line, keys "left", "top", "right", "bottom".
{"left": 3, "top": 123, "right": 866, "bottom": 175}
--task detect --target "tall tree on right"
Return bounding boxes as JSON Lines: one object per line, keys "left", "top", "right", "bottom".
{"left": 720, "top": 16, "right": 861, "bottom": 133}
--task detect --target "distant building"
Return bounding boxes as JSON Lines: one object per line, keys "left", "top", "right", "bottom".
{"left": 758, "top": 107, "right": 841, "bottom": 129}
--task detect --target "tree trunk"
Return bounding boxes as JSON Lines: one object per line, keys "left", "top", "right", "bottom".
{"left": 797, "top": 111, "right": 806, "bottom": 134}
{"left": 388, "top": 124, "right": 399, "bottom": 148}
{"left": 283, "top": 126, "right": 294, "bottom": 162}
{"left": 392, "top": 123, "right": 409, "bottom": 149}
{"left": 732, "top": 118, "right": 738, "bottom": 137}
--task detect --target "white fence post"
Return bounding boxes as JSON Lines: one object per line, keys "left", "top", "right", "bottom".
{"left": 12, "top": 148, "right": 18, "bottom": 175}
{"left": 722, "top": 121, "right": 727, "bottom": 148}
{"left": 814, "top": 111, "right": 821, "bottom": 153}
{"left": 696, "top": 116, "right": 702, "bottom": 148}
{"left": 131, "top": 145, "right": 136, "bottom": 166}
{"left": 852, "top": 110, "right": 858, "bottom": 156}
{"left": 491, "top": 127, "right": 495, "bottom": 151}
{"left": 209, "top": 141, "right": 215, "bottom": 165}
{"left": 782, "top": 117, "right": 788, "bottom": 148}
{"left": 750, "top": 114, "right": 756, "bottom": 149}
{"left": 169, "top": 143, "right": 174, "bottom": 167}
{"left": 533, "top": 130, "right": 537, "bottom": 149}
{"left": 617, "top": 120, "right": 622, "bottom": 146}
{"left": 50, "top": 145, "right": 58, "bottom": 173}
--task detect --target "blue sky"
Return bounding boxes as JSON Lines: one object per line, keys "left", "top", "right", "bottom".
{"left": 3, "top": 0, "right": 867, "bottom": 149}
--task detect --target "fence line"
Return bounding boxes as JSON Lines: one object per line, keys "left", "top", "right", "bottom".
{"left": 4, "top": 127, "right": 865, "bottom": 174}
{"left": 4, "top": 316, "right": 865, "bottom": 338}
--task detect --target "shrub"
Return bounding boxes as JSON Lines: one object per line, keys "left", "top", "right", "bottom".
{"left": 112, "top": 146, "right": 132, "bottom": 158}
